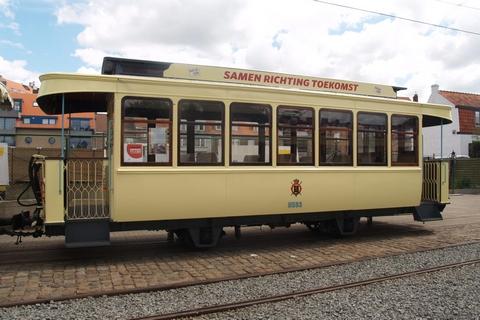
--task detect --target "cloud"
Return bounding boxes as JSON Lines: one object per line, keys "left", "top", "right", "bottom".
{"left": 0, "top": 56, "right": 39, "bottom": 85}
{"left": 0, "top": 0, "right": 20, "bottom": 35}
{"left": 73, "top": 48, "right": 108, "bottom": 68}
{"left": 0, "top": 39, "right": 24, "bottom": 50}
{"left": 76, "top": 66, "right": 99, "bottom": 74}
{"left": 55, "top": 0, "right": 480, "bottom": 101}
{"left": 0, "top": 0, "right": 14, "bottom": 19}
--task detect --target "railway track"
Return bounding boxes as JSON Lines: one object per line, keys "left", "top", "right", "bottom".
{"left": 1, "top": 240, "right": 478, "bottom": 309}
{"left": 1, "top": 219, "right": 479, "bottom": 310}
{"left": 131, "top": 258, "right": 480, "bottom": 320}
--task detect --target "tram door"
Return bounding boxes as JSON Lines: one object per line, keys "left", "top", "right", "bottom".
{"left": 63, "top": 106, "right": 112, "bottom": 247}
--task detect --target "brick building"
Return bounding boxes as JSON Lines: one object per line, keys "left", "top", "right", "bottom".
{"left": 0, "top": 75, "right": 104, "bottom": 149}
{"left": 425, "top": 84, "right": 480, "bottom": 158}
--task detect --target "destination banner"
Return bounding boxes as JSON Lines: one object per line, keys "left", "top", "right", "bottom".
{"left": 164, "top": 63, "right": 399, "bottom": 99}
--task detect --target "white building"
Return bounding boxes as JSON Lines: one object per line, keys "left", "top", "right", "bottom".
{"left": 424, "top": 84, "right": 480, "bottom": 158}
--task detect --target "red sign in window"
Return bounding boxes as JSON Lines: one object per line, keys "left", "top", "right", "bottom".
{"left": 126, "top": 143, "right": 143, "bottom": 159}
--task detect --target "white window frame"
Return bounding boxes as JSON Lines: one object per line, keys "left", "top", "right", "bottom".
{"left": 195, "top": 138, "right": 207, "bottom": 148}
{"left": 13, "top": 99, "right": 22, "bottom": 111}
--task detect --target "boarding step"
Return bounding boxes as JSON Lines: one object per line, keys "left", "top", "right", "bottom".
{"left": 413, "top": 202, "right": 443, "bottom": 222}
{"left": 65, "top": 219, "right": 110, "bottom": 248}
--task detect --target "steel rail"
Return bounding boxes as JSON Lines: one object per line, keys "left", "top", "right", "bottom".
{"left": 132, "top": 258, "right": 480, "bottom": 320}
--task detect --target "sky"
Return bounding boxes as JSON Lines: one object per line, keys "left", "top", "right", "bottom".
{"left": 1, "top": 0, "right": 480, "bottom": 101}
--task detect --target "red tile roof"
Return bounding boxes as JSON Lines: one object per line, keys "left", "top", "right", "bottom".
{"left": 439, "top": 90, "right": 480, "bottom": 109}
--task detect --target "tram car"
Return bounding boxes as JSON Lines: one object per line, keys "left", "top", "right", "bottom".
{"left": 8, "top": 57, "right": 451, "bottom": 248}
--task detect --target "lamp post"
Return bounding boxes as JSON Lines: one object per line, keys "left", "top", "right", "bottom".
{"left": 450, "top": 150, "right": 456, "bottom": 194}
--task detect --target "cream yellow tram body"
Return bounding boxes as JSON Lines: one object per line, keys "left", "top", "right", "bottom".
{"left": 33, "top": 57, "right": 451, "bottom": 248}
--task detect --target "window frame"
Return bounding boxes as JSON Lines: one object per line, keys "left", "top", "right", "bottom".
{"left": 177, "top": 99, "right": 225, "bottom": 166}
{"left": 276, "top": 105, "right": 315, "bottom": 166}
{"left": 6, "top": 118, "right": 15, "bottom": 130}
{"left": 229, "top": 102, "right": 272, "bottom": 166}
{"left": 475, "top": 110, "right": 480, "bottom": 128}
{"left": 13, "top": 99, "right": 22, "bottom": 112}
{"left": 0, "top": 135, "right": 15, "bottom": 146}
{"left": 356, "top": 111, "right": 388, "bottom": 166}
{"left": 319, "top": 108, "right": 353, "bottom": 166}
{"left": 0, "top": 118, "right": 14, "bottom": 130}
{"left": 71, "top": 118, "right": 91, "bottom": 130}
{"left": 391, "top": 114, "right": 419, "bottom": 166}
{"left": 121, "top": 96, "right": 173, "bottom": 166}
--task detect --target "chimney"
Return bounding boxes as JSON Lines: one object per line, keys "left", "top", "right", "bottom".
{"left": 431, "top": 84, "right": 439, "bottom": 94}
{"left": 413, "top": 93, "right": 418, "bottom": 102}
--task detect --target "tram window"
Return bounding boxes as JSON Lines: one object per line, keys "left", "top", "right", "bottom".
{"left": 392, "top": 115, "right": 418, "bottom": 165}
{"left": 357, "top": 112, "right": 387, "bottom": 166}
{"left": 179, "top": 100, "right": 224, "bottom": 165}
{"left": 277, "top": 106, "right": 314, "bottom": 165}
{"left": 122, "top": 97, "right": 172, "bottom": 165}
{"left": 230, "top": 103, "right": 271, "bottom": 165}
{"left": 319, "top": 109, "right": 353, "bottom": 165}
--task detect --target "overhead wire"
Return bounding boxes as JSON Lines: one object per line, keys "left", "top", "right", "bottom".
{"left": 433, "top": 0, "right": 480, "bottom": 12}
{"left": 312, "top": 0, "right": 480, "bottom": 36}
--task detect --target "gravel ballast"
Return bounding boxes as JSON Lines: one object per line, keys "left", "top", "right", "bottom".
{"left": 1, "top": 242, "right": 480, "bottom": 320}
{"left": 199, "top": 264, "right": 480, "bottom": 320}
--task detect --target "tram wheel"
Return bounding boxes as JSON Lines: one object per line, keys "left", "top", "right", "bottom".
{"left": 174, "top": 229, "right": 194, "bottom": 247}
{"left": 174, "top": 227, "right": 223, "bottom": 249}
{"left": 306, "top": 218, "right": 360, "bottom": 237}
{"left": 305, "top": 222, "right": 322, "bottom": 233}
{"left": 334, "top": 217, "right": 360, "bottom": 236}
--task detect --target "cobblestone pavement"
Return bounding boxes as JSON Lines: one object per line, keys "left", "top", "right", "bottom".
{"left": 0, "top": 194, "right": 479, "bottom": 305}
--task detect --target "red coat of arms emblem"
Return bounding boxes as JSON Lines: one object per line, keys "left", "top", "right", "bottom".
{"left": 291, "top": 179, "right": 302, "bottom": 197}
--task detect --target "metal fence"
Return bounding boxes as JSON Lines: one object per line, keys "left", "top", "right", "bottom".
{"left": 422, "top": 160, "right": 442, "bottom": 202}
{"left": 65, "top": 158, "right": 109, "bottom": 220}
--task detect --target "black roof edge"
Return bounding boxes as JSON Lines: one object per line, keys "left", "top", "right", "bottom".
{"left": 393, "top": 86, "right": 407, "bottom": 92}
{"left": 101, "top": 57, "right": 172, "bottom": 78}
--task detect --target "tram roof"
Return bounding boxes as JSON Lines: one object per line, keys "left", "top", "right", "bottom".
{"left": 36, "top": 66, "right": 452, "bottom": 127}
{"left": 101, "top": 57, "right": 406, "bottom": 99}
